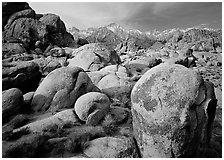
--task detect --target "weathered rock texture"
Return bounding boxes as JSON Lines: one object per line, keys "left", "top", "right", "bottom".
{"left": 87, "top": 65, "right": 134, "bottom": 103}
{"left": 2, "top": 61, "right": 42, "bottom": 93}
{"left": 84, "top": 136, "right": 140, "bottom": 158}
{"left": 2, "top": 88, "right": 24, "bottom": 124}
{"left": 13, "top": 109, "right": 79, "bottom": 134}
{"left": 131, "top": 63, "right": 217, "bottom": 157}
{"left": 2, "top": 2, "right": 75, "bottom": 54}
{"left": 68, "top": 43, "right": 121, "bottom": 71}
{"left": 74, "top": 92, "right": 110, "bottom": 125}
{"left": 31, "top": 66, "right": 98, "bottom": 112}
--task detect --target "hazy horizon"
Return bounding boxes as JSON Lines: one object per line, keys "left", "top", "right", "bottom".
{"left": 30, "top": 2, "right": 222, "bottom": 32}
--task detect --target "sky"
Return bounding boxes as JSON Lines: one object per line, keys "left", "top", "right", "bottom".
{"left": 29, "top": 2, "right": 222, "bottom": 32}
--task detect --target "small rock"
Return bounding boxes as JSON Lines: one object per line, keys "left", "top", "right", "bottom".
{"left": 23, "top": 91, "right": 35, "bottom": 108}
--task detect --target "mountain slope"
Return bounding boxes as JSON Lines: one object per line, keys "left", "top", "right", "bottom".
{"left": 68, "top": 23, "right": 221, "bottom": 52}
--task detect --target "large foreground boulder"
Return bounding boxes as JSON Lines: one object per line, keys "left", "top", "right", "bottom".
{"left": 131, "top": 63, "right": 217, "bottom": 157}
{"left": 31, "top": 66, "right": 98, "bottom": 112}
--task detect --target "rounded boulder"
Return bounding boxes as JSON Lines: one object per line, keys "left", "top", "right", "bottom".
{"left": 31, "top": 66, "right": 97, "bottom": 112}
{"left": 131, "top": 63, "right": 211, "bottom": 157}
{"left": 74, "top": 92, "right": 110, "bottom": 125}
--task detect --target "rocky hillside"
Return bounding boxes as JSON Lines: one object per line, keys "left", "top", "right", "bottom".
{"left": 68, "top": 23, "right": 156, "bottom": 53}
{"left": 155, "top": 28, "right": 222, "bottom": 51}
{"left": 2, "top": 2, "right": 75, "bottom": 59}
{"left": 2, "top": 2, "right": 222, "bottom": 158}
{"left": 69, "top": 23, "right": 222, "bottom": 53}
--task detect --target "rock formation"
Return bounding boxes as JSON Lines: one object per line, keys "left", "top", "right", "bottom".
{"left": 2, "top": 2, "right": 222, "bottom": 158}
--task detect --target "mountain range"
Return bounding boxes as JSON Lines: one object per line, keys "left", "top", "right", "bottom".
{"left": 68, "top": 23, "right": 222, "bottom": 52}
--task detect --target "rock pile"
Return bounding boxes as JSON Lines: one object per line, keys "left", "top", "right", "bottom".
{"left": 2, "top": 2, "right": 75, "bottom": 57}
{"left": 2, "top": 2, "right": 221, "bottom": 158}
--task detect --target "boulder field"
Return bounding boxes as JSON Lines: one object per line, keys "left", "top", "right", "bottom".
{"left": 2, "top": 2, "right": 222, "bottom": 158}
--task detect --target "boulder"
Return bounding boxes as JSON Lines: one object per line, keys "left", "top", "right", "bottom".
{"left": 2, "top": 114, "right": 30, "bottom": 141}
{"left": 87, "top": 65, "right": 134, "bottom": 104}
{"left": 84, "top": 136, "right": 140, "bottom": 158}
{"left": 2, "top": 88, "right": 24, "bottom": 124}
{"left": 125, "top": 56, "right": 162, "bottom": 80}
{"left": 43, "top": 60, "right": 62, "bottom": 75}
{"left": 96, "top": 65, "right": 133, "bottom": 102}
{"left": 4, "top": 53, "right": 34, "bottom": 62}
{"left": 23, "top": 91, "right": 35, "bottom": 110}
{"left": 31, "top": 66, "right": 97, "bottom": 112}
{"left": 63, "top": 47, "right": 77, "bottom": 57}
{"left": 13, "top": 109, "right": 79, "bottom": 134}
{"left": 68, "top": 43, "right": 121, "bottom": 71}
{"left": 87, "top": 71, "right": 105, "bottom": 86}
{"left": 131, "top": 63, "right": 217, "bottom": 157}
{"left": 74, "top": 92, "right": 110, "bottom": 125}
{"left": 39, "top": 13, "right": 66, "bottom": 33}
{"left": 2, "top": 43, "right": 27, "bottom": 59}
{"left": 2, "top": 61, "right": 42, "bottom": 93}
{"left": 4, "top": 9, "right": 36, "bottom": 29}
{"left": 32, "top": 56, "right": 66, "bottom": 76}
{"left": 3, "top": 17, "right": 49, "bottom": 49}
{"left": 64, "top": 125, "right": 106, "bottom": 154}
{"left": 3, "top": 114, "right": 29, "bottom": 131}
{"left": 2, "top": 2, "right": 31, "bottom": 28}
{"left": 97, "top": 74, "right": 132, "bottom": 99}
{"left": 39, "top": 13, "right": 74, "bottom": 47}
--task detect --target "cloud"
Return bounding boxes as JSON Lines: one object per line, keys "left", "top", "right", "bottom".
{"left": 152, "top": 2, "right": 181, "bottom": 17}
{"left": 30, "top": 2, "right": 222, "bottom": 31}
{"left": 121, "top": 2, "right": 222, "bottom": 31}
